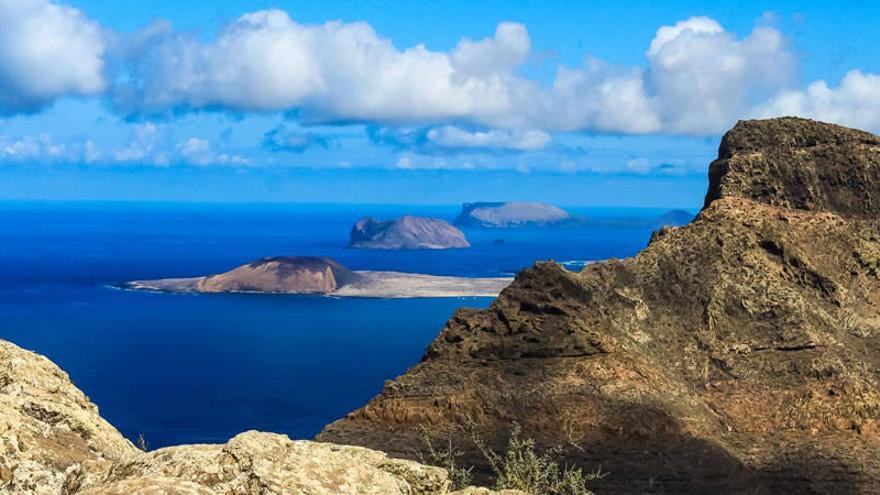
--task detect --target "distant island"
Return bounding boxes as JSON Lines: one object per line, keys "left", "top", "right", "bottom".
{"left": 454, "top": 201, "right": 583, "bottom": 228}
{"left": 120, "top": 256, "right": 510, "bottom": 298}
{"left": 349, "top": 215, "right": 470, "bottom": 249}
{"left": 648, "top": 209, "right": 694, "bottom": 228}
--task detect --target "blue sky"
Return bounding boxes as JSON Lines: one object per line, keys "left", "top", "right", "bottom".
{"left": 0, "top": 0, "right": 878, "bottom": 206}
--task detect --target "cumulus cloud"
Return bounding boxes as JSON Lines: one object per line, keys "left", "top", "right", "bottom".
{"left": 0, "top": 0, "right": 105, "bottom": 114}
{"left": 4, "top": 0, "right": 880, "bottom": 166}
{"left": 175, "top": 137, "right": 249, "bottom": 166}
{"left": 755, "top": 70, "right": 880, "bottom": 131}
{"left": 108, "top": 11, "right": 809, "bottom": 136}
{"left": 112, "top": 11, "right": 535, "bottom": 128}
{"left": 113, "top": 122, "right": 166, "bottom": 163}
{"left": 644, "top": 17, "right": 796, "bottom": 133}
{"left": 0, "top": 133, "right": 99, "bottom": 163}
{"left": 425, "top": 126, "right": 550, "bottom": 151}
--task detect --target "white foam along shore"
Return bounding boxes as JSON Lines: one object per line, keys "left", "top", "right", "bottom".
{"left": 120, "top": 270, "right": 513, "bottom": 298}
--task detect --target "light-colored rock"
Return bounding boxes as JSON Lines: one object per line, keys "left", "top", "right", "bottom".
{"left": 0, "top": 340, "right": 137, "bottom": 495}
{"left": 71, "top": 431, "right": 450, "bottom": 494}
{"left": 450, "top": 489, "right": 527, "bottom": 495}
{"left": 0, "top": 339, "right": 515, "bottom": 495}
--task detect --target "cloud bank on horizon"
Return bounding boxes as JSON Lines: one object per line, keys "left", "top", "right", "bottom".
{"left": 0, "top": 0, "right": 878, "bottom": 169}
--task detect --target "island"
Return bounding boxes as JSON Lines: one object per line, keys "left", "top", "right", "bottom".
{"left": 119, "top": 256, "right": 511, "bottom": 298}
{"left": 648, "top": 208, "right": 694, "bottom": 229}
{"left": 349, "top": 215, "right": 470, "bottom": 249}
{"left": 454, "top": 201, "right": 582, "bottom": 228}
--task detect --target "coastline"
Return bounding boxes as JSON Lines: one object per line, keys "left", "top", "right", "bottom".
{"left": 118, "top": 270, "right": 513, "bottom": 298}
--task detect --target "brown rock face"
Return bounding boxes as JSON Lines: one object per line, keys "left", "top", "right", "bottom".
{"left": 704, "top": 117, "right": 880, "bottom": 217}
{"left": 197, "top": 256, "right": 361, "bottom": 294}
{"left": 319, "top": 118, "right": 880, "bottom": 493}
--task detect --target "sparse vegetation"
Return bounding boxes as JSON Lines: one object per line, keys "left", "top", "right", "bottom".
{"left": 417, "top": 425, "right": 473, "bottom": 490}
{"left": 418, "top": 421, "right": 604, "bottom": 495}
{"left": 136, "top": 433, "right": 150, "bottom": 452}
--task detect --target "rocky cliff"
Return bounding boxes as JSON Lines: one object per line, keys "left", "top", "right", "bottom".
{"left": 319, "top": 118, "right": 880, "bottom": 493}
{"left": 454, "top": 202, "right": 578, "bottom": 228}
{"left": 350, "top": 216, "right": 471, "bottom": 250}
{"left": 0, "top": 339, "right": 521, "bottom": 495}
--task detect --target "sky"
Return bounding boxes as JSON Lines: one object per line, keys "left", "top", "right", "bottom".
{"left": 0, "top": 0, "right": 878, "bottom": 207}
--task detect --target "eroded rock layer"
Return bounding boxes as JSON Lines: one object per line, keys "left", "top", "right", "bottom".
{"left": 319, "top": 118, "right": 880, "bottom": 493}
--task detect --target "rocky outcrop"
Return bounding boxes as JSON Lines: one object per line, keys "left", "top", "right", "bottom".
{"left": 197, "top": 256, "right": 362, "bottom": 294}
{"left": 319, "top": 118, "right": 880, "bottom": 493}
{"left": 0, "top": 341, "right": 137, "bottom": 494}
{"left": 350, "top": 216, "right": 470, "bottom": 250}
{"left": 454, "top": 202, "right": 579, "bottom": 228}
{"left": 704, "top": 117, "right": 880, "bottom": 217}
{"left": 0, "top": 339, "right": 520, "bottom": 494}
{"left": 67, "top": 431, "right": 451, "bottom": 495}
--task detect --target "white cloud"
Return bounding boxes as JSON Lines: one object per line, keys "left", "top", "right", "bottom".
{"left": 112, "top": 10, "right": 535, "bottom": 128}
{"left": 755, "top": 70, "right": 880, "bottom": 131}
{"left": 546, "top": 58, "right": 659, "bottom": 133}
{"left": 425, "top": 126, "right": 551, "bottom": 151}
{"left": 114, "top": 122, "right": 162, "bottom": 162}
{"left": 647, "top": 16, "right": 724, "bottom": 57}
{"left": 450, "top": 22, "right": 530, "bottom": 77}
{"left": 0, "top": 0, "right": 105, "bottom": 114}
{"left": 393, "top": 153, "right": 476, "bottom": 170}
{"left": 0, "top": 133, "right": 96, "bottom": 163}
{"left": 110, "top": 11, "right": 806, "bottom": 136}
{"left": 644, "top": 18, "right": 796, "bottom": 134}
{"left": 3, "top": 0, "right": 880, "bottom": 164}
{"left": 175, "top": 137, "right": 249, "bottom": 166}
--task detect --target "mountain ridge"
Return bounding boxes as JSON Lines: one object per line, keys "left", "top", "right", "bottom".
{"left": 319, "top": 117, "right": 880, "bottom": 493}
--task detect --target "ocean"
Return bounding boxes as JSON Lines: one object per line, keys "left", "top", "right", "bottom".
{"left": 0, "top": 202, "right": 674, "bottom": 448}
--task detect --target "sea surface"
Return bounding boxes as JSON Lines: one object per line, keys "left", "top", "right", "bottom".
{"left": 0, "top": 202, "right": 677, "bottom": 448}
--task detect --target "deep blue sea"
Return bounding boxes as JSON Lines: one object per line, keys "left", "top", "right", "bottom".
{"left": 0, "top": 202, "right": 673, "bottom": 448}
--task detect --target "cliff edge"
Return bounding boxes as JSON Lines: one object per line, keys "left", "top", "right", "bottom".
{"left": 319, "top": 118, "right": 880, "bottom": 493}
{"left": 0, "top": 339, "right": 520, "bottom": 495}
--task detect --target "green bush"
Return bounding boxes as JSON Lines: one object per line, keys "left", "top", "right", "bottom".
{"left": 417, "top": 425, "right": 473, "bottom": 490}
{"left": 418, "top": 422, "right": 604, "bottom": 495}
{"left": 473, "top": 423, "right": 601, "bottom": 495}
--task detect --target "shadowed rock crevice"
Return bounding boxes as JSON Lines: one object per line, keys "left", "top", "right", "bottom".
{"left": 320, "top": 118, "right": 880, "bottom": 493}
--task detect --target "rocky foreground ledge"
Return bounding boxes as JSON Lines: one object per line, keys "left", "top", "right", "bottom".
{"left": 0, "top": 339, "right": 522, "bottom": 495}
